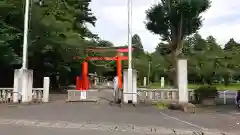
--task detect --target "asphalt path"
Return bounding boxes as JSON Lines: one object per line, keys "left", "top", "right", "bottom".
{"left": 0, "top": 91, "right": 239, "bottom": 135}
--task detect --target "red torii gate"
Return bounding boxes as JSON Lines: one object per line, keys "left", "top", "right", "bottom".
{"left": 73, "top": 46, "right": 134, "bottom": 90}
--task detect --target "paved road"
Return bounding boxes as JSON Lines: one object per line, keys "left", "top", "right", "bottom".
{"left": 0, "top": 102, "right": 196, "bottom": 130}
{"left": 0, "top": 92, "right": 239, "bottom": 135}
{"left": 0, "top": 124, "right": 154, "bottom": 135}
{"left": 0, "top": 102, "right": 194, "bottom": 135}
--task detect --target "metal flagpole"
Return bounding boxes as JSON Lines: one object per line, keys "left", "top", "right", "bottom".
{"left": 127, "top": 0, "right": 133, "bottom": 101}
{"left": 127, "top": 0, "right": 132, "bottom": 70}
{"left": 22, "top": 0, "right": 30, "bottom": 69}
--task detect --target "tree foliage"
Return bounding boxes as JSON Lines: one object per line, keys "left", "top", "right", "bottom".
{"left": 145, "top": 0, "right": 210, "bottom": 55}
{"left": 132, "top": 34, "right": 144, "bottom": 58}
{"left": 145, "top": 0, "right": 211, "bottom": 87}
{"left": 154, "top": 35, "right": 240, "bottom": 85}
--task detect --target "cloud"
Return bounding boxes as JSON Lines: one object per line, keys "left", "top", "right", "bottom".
{"left": 89, "top": 0, "right": 240, "bottom": 52}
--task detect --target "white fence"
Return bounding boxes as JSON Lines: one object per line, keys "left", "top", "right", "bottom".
{"left": 0, "top": 77, "right": 50, "bottom": 103}
{"left": 66, "top": 88, "right": 238, "bottom": 105}
{"left": 137, "top": 88, "right": 238, "bottom": 105}
{"left": 137, "top": 88, "right": 195, "bottom": 103}
{"left": 219, "top": 90, "right": 238, "bottom": 105}
{"left": 0, "top": 88, "right": 46, "bottom": 103}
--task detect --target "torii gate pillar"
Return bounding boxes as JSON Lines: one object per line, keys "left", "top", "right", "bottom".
{"left": 81, "top": 61, "right": 88, "bottom": 99}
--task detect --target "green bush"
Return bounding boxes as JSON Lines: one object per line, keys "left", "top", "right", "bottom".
{"left": 156, "top": 102, "right": 168, "bottom": 109}
{"left": 194, "top": 86, "right": 219, "bottom": 102}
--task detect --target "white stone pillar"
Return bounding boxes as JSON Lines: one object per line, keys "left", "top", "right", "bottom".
{"left": 13, "top": 69, "right": 21, "bottom": 103}
{"left": 148, "top": 91, "right": 153, "bottom": 100}
{"left": 80, "top": 91, "right": 87, "bottom": 100}
{"left": 94, "top": 77, "right": 97, "bottom": 86}
{"left": 143, "top": 77, "right": 147, "bottom": 87}
{"left": 13, "top": 69, "right": 33, "bottom": 103}
{"left": 22, "top": 69, "right": 33, "bottom": 103}
{"left": 42, "top": 77, "right": 50, "bottom": 102}
{"left": 132, "top": 70, "right": 137, "bottom": 104}
{"left": 123, "top": 69, "right": 137, "bottom": 104}
{"left": 161, "top": 77, "right": 164, "bottom": 88}
{"left": 27, "top": 70, "right": 33, "bottom": 102}
{"left": 123, "top": 70, "right": 129, "bottom": 103}
{"left": 177, "top": 59, "right": 188, "bottom": 103}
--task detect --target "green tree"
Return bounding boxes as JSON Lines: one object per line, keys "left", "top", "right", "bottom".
{"left": 132, "top": 34, "right": 144, "bottom": 58}
{"left": 0, "top": 0, "right": 100, "bottom": 88}
{"left": 182, "top": 37, "right": 194, "bottom": 55}
{"left": 224, "top": 38, "right": 240, "bottom": 50}
{"left": 192, "top": 33, "right": 207, "bottom": 51}
{"left": 98, "top": 40, "right": 114, "bottom": 47}
{"left": 155, "top": 42, "right": 171, "bottom": 56}
{"left": 205, "top": 35, "right": 221, "bottom": 51}
{"left": 145, "top": 0, "right": 211, "bottom": 87}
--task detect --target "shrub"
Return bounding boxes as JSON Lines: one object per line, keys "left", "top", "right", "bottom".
{"left": 156, "top": 102, "right": 168, "bottom": 109}
{"left": 194, "top": 86, "right": 219, "bottom": 102}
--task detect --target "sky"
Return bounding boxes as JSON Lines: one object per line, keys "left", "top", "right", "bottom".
{"left": 88, "top": 0, "right": 240, "bottom": 52}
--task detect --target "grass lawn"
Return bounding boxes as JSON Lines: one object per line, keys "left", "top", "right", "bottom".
{"left": 146, "top": 83, "right": 240, "bottom": 91}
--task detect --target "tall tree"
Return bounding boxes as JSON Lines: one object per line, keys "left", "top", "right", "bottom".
{"left": 192, "top": 33, "right": 207, "bottom": 51}
{"left": 0, "top": 0, "right": 99, "bottom": 87}
{"left": 98, "top": 40, "right": 114, "bottom": 47}
{"left": 145, "top": 0, "right": 211, "bottom": 87}
{"left": 182, "top": 37, "right": 194, "bottom": 55}
{"left": 155, "top": 42, "right": 171, "bottom": 56}
{"left": 205, "top": 35, "right": 221, "bottom": 51}
{"left": 132, "top": 34, "right": 144, "bottom": 57}
{"left": 224, "top": 38, "right": 240, "bottom": 50}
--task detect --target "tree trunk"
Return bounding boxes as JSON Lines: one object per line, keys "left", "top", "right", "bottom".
{"left": 224, "top": 75, "right": 230, "bottom": 86}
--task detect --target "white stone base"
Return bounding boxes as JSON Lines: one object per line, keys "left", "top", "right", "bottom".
{"left": 123, "top": 69, "right": 137, "bottom": 104}
{"left": 80, "top": 91, "right": 87, "bottom": 100}
{"left": 13, "top": 69, "right": 33, "bottom": 103}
